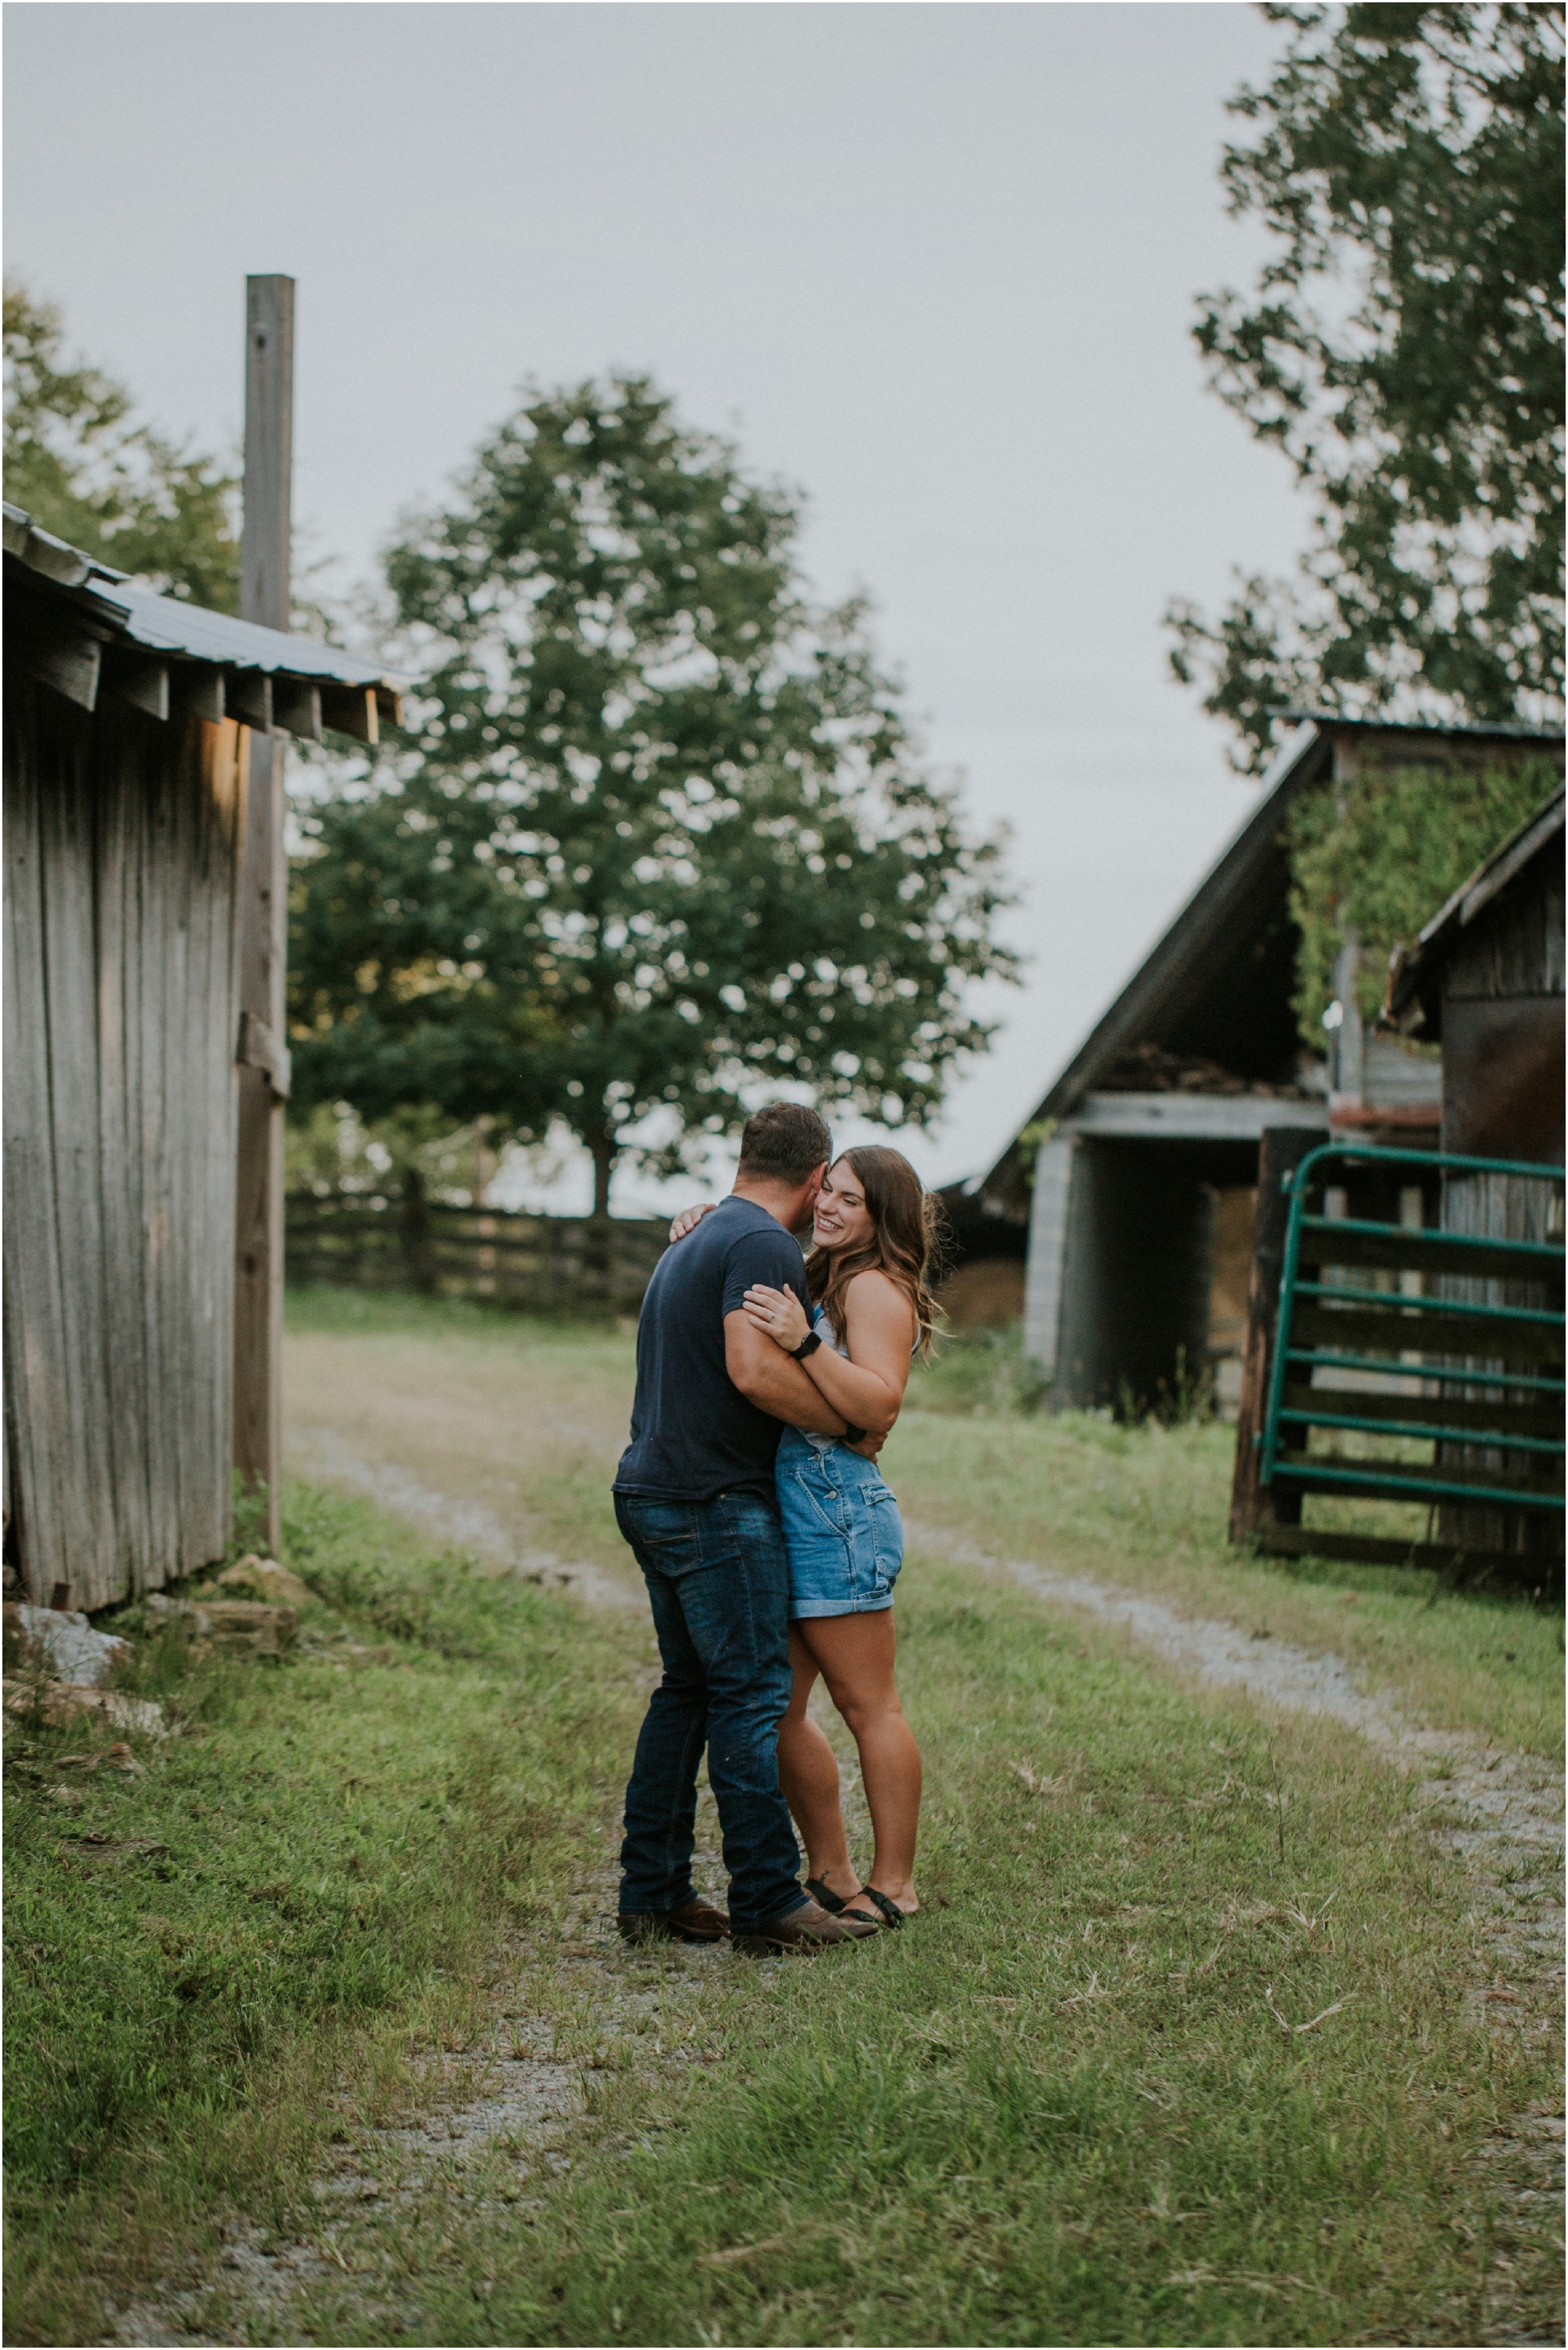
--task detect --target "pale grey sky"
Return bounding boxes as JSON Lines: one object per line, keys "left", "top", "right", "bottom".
{"left": 6, "top": 1, "right": 1308, "bottom": 1207}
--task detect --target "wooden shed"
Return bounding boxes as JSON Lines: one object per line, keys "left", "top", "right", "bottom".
{"left": 1386, "top": 786, "right": 1564, "bottom": 1162}
{"left": 976, "top": 717, "right": 1565, "bottom": 1415}
{"left": 1385, "top": 786, "right": 1565, "bottom": 1563}
{"left": 3, "top": 505, "right": 401, "bottom": 1612}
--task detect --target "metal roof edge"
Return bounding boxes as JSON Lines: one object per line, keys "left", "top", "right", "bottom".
{"left": 1275, "top": 708, "right": 1565, "bottom": 744}
{"left": 5, "top": 503, "right": 407, "bottom": 702}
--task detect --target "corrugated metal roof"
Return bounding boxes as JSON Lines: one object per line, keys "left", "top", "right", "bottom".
{"left": 4, "top": 503, "right": 406, "bottom": 739}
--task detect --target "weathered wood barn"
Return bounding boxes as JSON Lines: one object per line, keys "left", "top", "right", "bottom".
{"left": 1386, "top": 786, "right": 1564, "bottom": 1162}
{"left": 1386, "top": 784, "right": 1565, "bottom": 1562}
{"left": 4, "top": 506, "right": 401, "bottom": 1611}
{"left": 975, "top": 717, "right": 1566, "bottom": 1413}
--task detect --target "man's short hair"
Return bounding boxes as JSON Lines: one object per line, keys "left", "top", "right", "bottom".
{"left": 737, "top": 1102, "right": 832, "bottom": 1184}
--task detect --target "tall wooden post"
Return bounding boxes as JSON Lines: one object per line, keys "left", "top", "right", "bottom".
{"left": 1229, "top": 1126, "right": 1324, "bottom": 1546}
{"left": 233, "top": 275, "right": 294, "bottom": 1550}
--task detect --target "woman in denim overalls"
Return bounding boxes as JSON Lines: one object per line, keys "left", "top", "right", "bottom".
{"left": 671, "top": 1147, "right": 936, "bottom": 1928}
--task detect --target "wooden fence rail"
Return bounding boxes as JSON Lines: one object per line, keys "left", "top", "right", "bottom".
{"left": 285, "top": 1184, "right": 669, "bottom": 1316}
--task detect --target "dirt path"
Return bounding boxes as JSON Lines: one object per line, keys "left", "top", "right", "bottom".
{"left": 285, "top": 1336, "right": 1564, "bottom": 1924}
{"left": 116, "top": 1865, "right": 734, "bottom": 2348}
{"left": 285, "top": 1328, "right": 644, "bottom": 1611}
{"left": 919, "top": 1533, "right": 1563, "bottom": 1883}
{"left": 248, "top": 1348, "right": 1562, "bottom": 2348}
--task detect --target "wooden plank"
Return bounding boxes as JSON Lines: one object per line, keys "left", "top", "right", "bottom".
{"left": 188, "top": 717, "right": 245, "bottom": 1574}
{"left": 1229, "top": 1128, "right": 1323, "bottom": 1544}
{"left": 234, "top": 274, "right": 295, "bottom": 1552}
{"left": 101, "top": 652, "right": 170, "bottom": 722}
{"left": 2, "top": 679, "right": 76, "bottom": 1602}
{"left": 1296, "top": 1219, "right": 1563, "bottom": 1284}
{"left": 38, "top": 682, "right": 119, "bottom": 1607}
{"left": 173, "top": 665, "right": 226, "bottom": 725}
{"left": 1275, "top": 1449, "right": 1563, "bottom": 1499}
{"left": 1282, "top": 1382, "right": 1563, "bottom": 1440}
{"left": 1067, "top": 1093, "right": 1334, "bottom": 1142}
{"left": 241, "top": 277, "right": 294, "bottom": 632}
{"left": 320, "top": 683, "right": 379, "bottom": 744}
{"left": 227, "top": 672, "right": 272, "bottom": 732}
{"left": 272, "top": 679, "right": 321, "bottom": 742}
{"left": 92, "top": 701, "right": 155, "bottom": 1595}
{"left": 24, "top": 626, "right": 101, "bottom": 712}
{"left": 1290, "top": 1299, "right": 1565, "bottom": 1365}
{"left": 136, "top": 713, "right": 182, "bottom": 1585}
{"left": 1253, "top": 1525, "right": 1527, "bottom": 1574}
{"left": 231, "top": 749, "right": 285, "bottom": 1542}
{"left": 1436, "top": 1165, "right": 1566, "bottom": 1562}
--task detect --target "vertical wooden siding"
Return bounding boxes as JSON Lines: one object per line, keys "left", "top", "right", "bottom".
{"left": 4, "top": 678, "right": 245, "bottom": 1609}
{"left": 1436, "top": 866, "right": 1566, "bottom": 1561}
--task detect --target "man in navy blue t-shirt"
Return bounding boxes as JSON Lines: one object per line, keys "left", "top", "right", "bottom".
{"left": 613, "top": 1103, "right": 877, "bottom": 1953}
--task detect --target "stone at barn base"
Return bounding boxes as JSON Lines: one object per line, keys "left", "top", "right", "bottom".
{"left": 2, "top": 1604, "right": 131, "bottom": 1687}
{"left": 143, "top": 1594, "right": 298, "bottom": 1655}
{"left": 2, "top": 1679, "right": 166, "bottom": 1736}
{"left": 212, "top": 1555, "right": 312, "bottom": 1609}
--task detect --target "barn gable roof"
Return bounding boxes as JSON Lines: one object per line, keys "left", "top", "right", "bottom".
{"left": 4, "top": 503, "right": 405, "bottom": 743}
{"left": 979, "top": 715, "right": 1566, "bottom": 1205}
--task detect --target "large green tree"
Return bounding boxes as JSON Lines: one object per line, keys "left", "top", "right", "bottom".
{"left": 1168, "top": 3, "right": 1564, "bottom": 772}
{"left": 290, "top": 376, "right": 1014, "bottom": 1215}
{"left": 3, "top": 281, "right": 241, "bottom": 609}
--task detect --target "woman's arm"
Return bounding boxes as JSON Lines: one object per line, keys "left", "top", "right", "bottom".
{"left": 739, "top": 1272, "right": 914, "bottom": 1437}
{"left": 667, "top": 1202, "right": 719, "bottom": 1244}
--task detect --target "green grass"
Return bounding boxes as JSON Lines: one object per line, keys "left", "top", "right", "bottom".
{"left": 2, "top": 1484, "right": 647, "bottom": 2348}
{"left": 887, "top": 1400, "right": 1564, "bottom": 1761}
{"left": 265, "top": 1547, "right": 1560, "bottom": 2348}
{"left": 5, "top": 1296, "right": 1560, "bottom": 2345}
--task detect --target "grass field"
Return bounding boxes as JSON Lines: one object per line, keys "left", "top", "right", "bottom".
{"left": 4, "top": 1291, "right": 1560, "bottom": 2346}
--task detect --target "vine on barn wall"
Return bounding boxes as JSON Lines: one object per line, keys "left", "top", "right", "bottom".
{"left": 1288, "top": 758, "right": 1561, "bottom": 1047}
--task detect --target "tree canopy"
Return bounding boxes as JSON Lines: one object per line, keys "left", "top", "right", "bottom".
{"left": 1168, "top": 2, "right": 1564, "bottom": 772}
{"left": 3, "top": 281, "right": 241, "bottom": 609}
{"left": 290, "top": 375, "right": 1015, "bottom": 1214}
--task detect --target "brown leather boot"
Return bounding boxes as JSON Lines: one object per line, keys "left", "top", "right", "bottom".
{"left": 733, "top": 1897, "right": 880, "bottom": 1956}
{"left": 617, "top": 1897, "right": 730, "bottom": 1945}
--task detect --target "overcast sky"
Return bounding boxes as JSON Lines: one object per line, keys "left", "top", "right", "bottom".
{"left": 6, "top": 0, "right": 1309, "bottom": 1209}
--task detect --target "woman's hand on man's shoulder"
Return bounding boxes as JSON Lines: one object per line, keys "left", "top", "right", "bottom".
{"left": 668, "top": 1201, "right": 719, "bottom": 1244}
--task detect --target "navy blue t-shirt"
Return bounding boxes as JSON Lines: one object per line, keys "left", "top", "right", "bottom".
{"left": 614, "top": 1197, "right": 811, "bottom": 1502}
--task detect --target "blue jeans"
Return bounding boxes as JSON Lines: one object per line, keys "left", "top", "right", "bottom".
{"left": 614, "top": 1489, "right": 807, "bottom": 1934}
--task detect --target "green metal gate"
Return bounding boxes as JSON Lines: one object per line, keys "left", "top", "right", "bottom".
{"left": 1258, "top": 1143, "right": 1565, "bottom": 1546}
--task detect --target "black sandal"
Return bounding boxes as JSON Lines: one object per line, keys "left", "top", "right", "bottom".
{"left": 805, "top": 1876, "right": 882, "bottom": 1926}
{"left": 855, "top": 1886, "right": 912, "bottom": 1930}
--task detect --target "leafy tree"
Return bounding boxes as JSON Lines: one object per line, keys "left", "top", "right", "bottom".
{"left": 1168, "top": 3, "right": 1564, "bottom": 772}
{"left": 3, "top": 281, "right": 240, "bottom": 609}
{"left": 289, "top": 375, "right": 1014, "bottom": 1216}
{"left": 1288, "top": 754, "right": 1559, "bottom": 1040}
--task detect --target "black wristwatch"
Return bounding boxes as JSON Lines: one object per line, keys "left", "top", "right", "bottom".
{"left": 789, "top": 1331, "right": 822, "bottom": 1360}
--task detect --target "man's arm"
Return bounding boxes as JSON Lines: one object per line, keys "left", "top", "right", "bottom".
{"left": 725, "top": 1313, "right": 845, "bottom": 1436}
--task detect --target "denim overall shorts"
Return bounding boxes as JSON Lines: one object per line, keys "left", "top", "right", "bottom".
{"left": 774, "top": 1306, "right": 906, "bottom": 1618}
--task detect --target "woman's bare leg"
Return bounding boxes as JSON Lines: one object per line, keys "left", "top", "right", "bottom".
{"left": 793, "top": 1611, "right": 920, "bottom": 1912}
{"left": 775, "top": 1627, "right": 863, "bottom": 1904}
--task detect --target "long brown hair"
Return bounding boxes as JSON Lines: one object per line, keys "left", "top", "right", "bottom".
{"left": 806, "top": 1146, "right": 945, "bottom": 1360}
